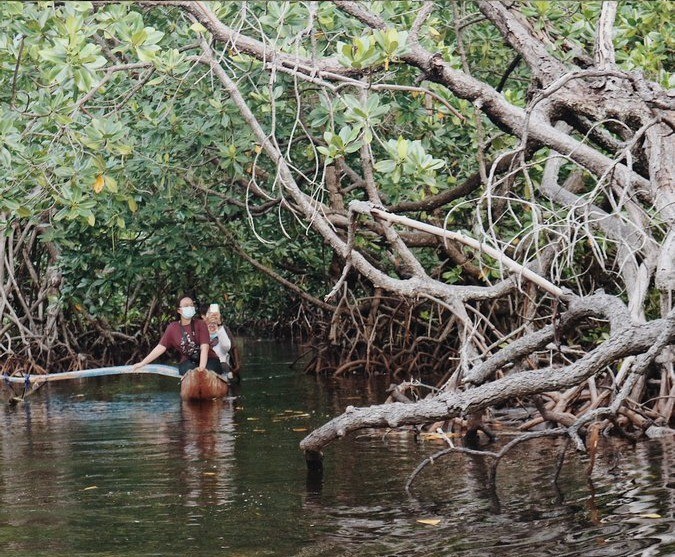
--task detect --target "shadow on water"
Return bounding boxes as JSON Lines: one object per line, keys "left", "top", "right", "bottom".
{"left": 0, "top": 339, "right": 673, "bottom": 556}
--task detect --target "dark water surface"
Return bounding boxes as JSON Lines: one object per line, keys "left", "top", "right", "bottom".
{"left": 1, "top": 340, "right": 673, "bottom": 556}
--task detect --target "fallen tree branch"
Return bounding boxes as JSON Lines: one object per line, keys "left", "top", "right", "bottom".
{"left": 567, "top": 306, "right": 675, "bottom": 450}
{"left": 300, "top": 302, "right": 674, "bottom": 455}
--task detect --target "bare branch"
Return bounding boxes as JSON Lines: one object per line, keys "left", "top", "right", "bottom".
{"left": 410, "top": 1, "right": 435, "bottom": 43}
{"left": 594, "top": 2, "right": 618, "bottom": 69}
{"left": 196, "top": 36, "right": 522, "bottom": 307}
{"left": 476, "top": 0, "right": 567, "bottom": 84}
{"left": 332, "top": 1, "right": 387, "bottom": 30}
{"left": 350, "top": 201, "right": 565, "bottom": 298}
{"left": 187, "top": 1, "right": 352, "bottom": 76}
{"left": 464, "top": 292, "right": 633, "bottom": 385}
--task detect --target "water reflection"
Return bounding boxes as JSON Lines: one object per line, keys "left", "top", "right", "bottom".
{"left": 465, "top": 452, "right": 501, "bottom": 514}
{"left": 179, "top": 399, "right": 235, "bottom": 508}
{"left": 0, "top": 342, "right": 673, "bottom": 557}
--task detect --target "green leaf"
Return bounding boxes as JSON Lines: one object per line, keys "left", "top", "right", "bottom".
{"left": 131, "top": 27, "right": 148, "bottom": 46}
{"left": 396, "top": 137, "right": 408, "bottom": 159}
{"left": 136, "top": 44, "right": 159, "bottom": 61}
{"left": 189, "top": 21, "right": 208, "bottom": 34}
{"left": 0, "top": 147, "right": 11, "bottom": 166}
{"left": 374, "top": 159, "right": 396, "bottom": 173}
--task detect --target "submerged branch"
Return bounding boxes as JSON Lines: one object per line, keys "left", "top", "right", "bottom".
{"left": 405, "top": 428, "right": 565, "bottom": 493}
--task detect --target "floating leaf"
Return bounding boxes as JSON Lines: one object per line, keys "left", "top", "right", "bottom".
{"left": 417, "top": 518, "right": 441, "bottom": 526}
{"left": 83, "top": 486, "right": 98, "bottom": 491}
{"left": 274, "top": 412, "right": 311, "bottom": 420}
{"left": 639, "top": 513, "right": 662, "bottom": 519}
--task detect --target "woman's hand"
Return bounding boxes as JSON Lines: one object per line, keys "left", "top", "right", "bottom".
{"left": 206, "top": 313, "right": 221, "bottom": 326}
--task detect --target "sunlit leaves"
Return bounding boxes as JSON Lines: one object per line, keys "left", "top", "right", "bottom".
{"left": 317, "top": 4, "right": 337, "bottom": 31}
{"left": 258, "top": 1, "right": 308, "bottom": 39}
{"left": 95, "top": 3, "right": 130, "bottom": 33}
{"left": 375, "top": 137, "right": 444, "bottom": 193}
{"left": 317, "top": 126, "right": 363, "bottom": 163}
{"left": 3, "top": 0, "right": 671, "bottom": 336}
{"left": 0, "top": 197, "right": 31, "bottom": 219}
{"left": 249, "top": 85, "right": 284, "bottom": 113}
{"left": 0, "top": 113, "right": 21, "bottom": 167}
{"left": 54, "top": 186, "right": 97, "bottom": 225}
{"left": 40, "top": 37, "right": 106, "bottom": 91}
{"left": 522, "top": 0, "right": 673, "bottom": 85}
{"left": 218, "top": 143, "right": 249, "bottom": 175}
{"left": 2, "top": 1, "right": 23, "bottom": 17}
{"left": 308, "top": 94, "right": 334, "bottom": 129}
{"left": 337, "top": 35, "right": 378, "bottom": 69}
{"left": 342, "top": 94, "right": 390, "bottom": 143}
{"left": 188, "top": 21, "right": 208, "bottom": 35}
{"left": 337, "top": 28, "right": 408, "bottom": 69}
{"left": 614, "top": 7, "right": 674, "bottom": 84}
{"left": 80, "top": 118, "right": 133, "bottom": 155}
{"left": 373, "top": 28, "right": 409, "bottom": 70}
{"left": 112, "top": 11, "right": 164, "bottom": 61}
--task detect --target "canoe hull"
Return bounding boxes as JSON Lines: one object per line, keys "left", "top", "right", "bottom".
{"left": 180, "top": 368, "right": 229, "bottom": 400}
{"left": 2, "top": 364, "right": 181, "bottom": 384}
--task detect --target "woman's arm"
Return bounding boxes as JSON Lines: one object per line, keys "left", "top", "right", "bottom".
{"left": 132, "top": 344, "right": 167, "bottom": 371}
{"left": 198, "top": 342, "right": 209, "bottom": 370}
{"left": 216, "top": 326, "right": 231, "bottom": 353}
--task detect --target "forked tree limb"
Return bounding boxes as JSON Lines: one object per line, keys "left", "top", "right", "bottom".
{"left": 349, "top": 201, "right": 565, "bottom": 298}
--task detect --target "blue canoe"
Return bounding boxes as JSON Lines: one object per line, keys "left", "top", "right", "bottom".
{"left": 2, "top": 364, "right": 180, "bottom": 386}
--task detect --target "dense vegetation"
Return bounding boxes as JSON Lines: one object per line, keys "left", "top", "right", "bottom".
{"left": 1, "top": 2, "right": 673, "bottom": 463}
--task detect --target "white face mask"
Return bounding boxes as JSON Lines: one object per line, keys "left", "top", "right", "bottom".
{"left": 181, "top": 306, "right": 196, "bottom": 319}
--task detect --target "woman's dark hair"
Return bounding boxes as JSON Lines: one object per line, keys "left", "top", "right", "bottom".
{"left": 198, "top": 303, "right": 210, "bottom": 317}
{"left": 176, "top": 294, "right": 198, "bottom": 308}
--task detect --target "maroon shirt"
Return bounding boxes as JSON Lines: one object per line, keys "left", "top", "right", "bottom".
{"left": 159, "top": 319, "right": 218, "bottom": 363}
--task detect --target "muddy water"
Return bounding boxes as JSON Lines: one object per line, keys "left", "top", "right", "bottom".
{"left": 0, "top": 340, "right": 673, "bottom": 556}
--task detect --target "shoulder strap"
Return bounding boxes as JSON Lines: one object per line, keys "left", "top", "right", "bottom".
{"left": 180, "top": 321, "right": 197, "bottom": 338}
